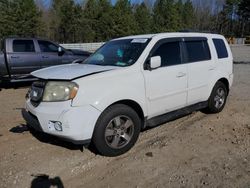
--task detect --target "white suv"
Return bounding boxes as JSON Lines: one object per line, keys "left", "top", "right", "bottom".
{"left": 22, "top": 33, "right": 233, "bottom": 156}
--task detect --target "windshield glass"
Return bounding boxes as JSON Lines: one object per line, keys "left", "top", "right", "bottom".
{"left": 84, "top": 38, "right": 150, "bottom": 67}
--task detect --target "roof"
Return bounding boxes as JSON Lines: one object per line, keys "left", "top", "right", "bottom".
{"left": 115, "top": 32, "right": 224, "bottom": 40}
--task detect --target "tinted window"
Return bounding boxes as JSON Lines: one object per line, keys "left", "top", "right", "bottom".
{"left": 13, "top": 40, "right": 35, "bottom": 52}
{"left": 0, "top": 40, "right": 3, "bottom": 51}
{"left": 185, "top": 40, "right": 211, "bottom": 62}
{"left": 213, "top": 39, "right": 228, "bottom": 59}
{"left": 38, "top": 40, "right": 58, "bottom": 53}
{"left": 152, "top": 41, "right": 181, "bottom": 67}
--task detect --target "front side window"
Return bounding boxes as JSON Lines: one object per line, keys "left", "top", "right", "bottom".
{"left": 152, "top": 41, "right": 181, "bottom": 67}
{"left": 13, "top": 40, "right": 35, "bottom": 52}
{"left": 38, "top": 40, "right": 58, "bottom": 53}
{"left": 0, "top": 40, "right": 3, "bottom": 51}
{"left": 84, "top": 38, "right": 150, "bottom": 67}
{"left": 185, "top": 40, "right": 211, "bottom": 62}
{"left": 213, "top": 39, "right": 228, "bottom": 59}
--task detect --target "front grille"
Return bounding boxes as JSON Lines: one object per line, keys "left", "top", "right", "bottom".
{"left": 29, "top": 81, "right": 46, "bottom": 107}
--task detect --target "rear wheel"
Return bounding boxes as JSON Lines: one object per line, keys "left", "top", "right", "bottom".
{"left": 203, "top": 81, "right": 228, "bottom": 113}
{"left": 92, "top": 104, "right": 141, "bottom": 156}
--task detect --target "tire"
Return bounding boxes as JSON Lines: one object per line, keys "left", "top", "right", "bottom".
{"left": 202, "top": 81, "right": 228, "bottom": 114}
{"left": 92, "top": 104, "right": 141, "bottom": 157}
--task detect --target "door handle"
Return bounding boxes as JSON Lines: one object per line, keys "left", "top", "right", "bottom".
{"left": 176, "top": 72, "right": 186, "bottom": 78}
{"left": 42, "top": 56, "right": 49, "bottom": 59}
{"left": 209, "top": 67, "right": 216, "bottom": 71}
{"left": 11, "top": 56, "right": 20, "bottom": 59}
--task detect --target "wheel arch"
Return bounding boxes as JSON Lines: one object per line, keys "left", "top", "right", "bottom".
{"left": 217, "top": 77, "right": 230, "bottom": 94}
{"left": 208, "top": 75, "right": 230, "bottom": 100}
{"left": 108, "top": 99, "right": 145, "bottom": 130}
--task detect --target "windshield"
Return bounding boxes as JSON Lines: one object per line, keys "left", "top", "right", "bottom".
{"left": 84, "top": 38, "right": 150, "bottom": 67}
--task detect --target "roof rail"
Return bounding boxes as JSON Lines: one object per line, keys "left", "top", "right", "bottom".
{"left": 178, "top": 29, "right": 219, "bottom": 34}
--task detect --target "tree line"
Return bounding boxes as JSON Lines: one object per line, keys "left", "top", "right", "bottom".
{"left": 0, "top": 0, "right": 249, "bottom": 43}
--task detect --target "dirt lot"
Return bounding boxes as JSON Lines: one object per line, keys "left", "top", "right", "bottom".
{"left": 0, "top": 64, "right": 250, "bottom": 188}
{"left": 231, "top": 45, "right": 250, "bottom": 63}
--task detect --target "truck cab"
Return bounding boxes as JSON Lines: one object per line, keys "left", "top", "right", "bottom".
{"left": 0, "top": 37, "right": 91, "bottom": 84}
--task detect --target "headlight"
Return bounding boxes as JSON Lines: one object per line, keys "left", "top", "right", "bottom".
{"left": 43, "top": 81, "right": 79, "bottom": 102}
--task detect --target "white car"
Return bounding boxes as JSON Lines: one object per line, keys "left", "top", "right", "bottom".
{"left": 22, "top": 32, "right": 233, "bottom": 156}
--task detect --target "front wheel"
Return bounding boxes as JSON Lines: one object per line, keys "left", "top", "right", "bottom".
{"left": 203, "top": 81, "right": 228, "bottom": 114}
{"left": 92, "top": 104, "right": 141, "bottom": 156}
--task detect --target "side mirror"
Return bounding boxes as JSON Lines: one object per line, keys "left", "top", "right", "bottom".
{"left": 72, "top": 59, "right": 83, "bottom": 64}
{"left": 149, "top": 56, "right": 161, "bottom": 70}
{"left": 58, "top": 47, "right": 64, "bottom": 56}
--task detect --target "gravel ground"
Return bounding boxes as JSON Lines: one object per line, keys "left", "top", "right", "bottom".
{"left": 0, "top": 64, "right": 249, "bottom": 188}
{"left": 231, "top": 45, "right": 250, "bottom": 63}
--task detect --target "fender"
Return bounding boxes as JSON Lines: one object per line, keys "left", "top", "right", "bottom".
{"left": 72, "top": 68, "right": 148, "bottom": 117}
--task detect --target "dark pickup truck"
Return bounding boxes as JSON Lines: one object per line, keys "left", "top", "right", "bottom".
{"left": 0, "top": 37, "right": 91, "bottom": 83}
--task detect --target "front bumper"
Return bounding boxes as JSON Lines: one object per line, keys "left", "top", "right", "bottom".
{"left": 22, "top": 100, "right": 101, "bottom": 144}
{"left": 22, "top": 109, "right": 43, "bottom": 132}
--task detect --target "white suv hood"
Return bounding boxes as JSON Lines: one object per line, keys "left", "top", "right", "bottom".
{"left": 31, "top": 64, "right": 119, "bottom": 80}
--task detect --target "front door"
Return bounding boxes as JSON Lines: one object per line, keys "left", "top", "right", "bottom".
{"left": 37, "top": 40, "right": 65, "bottom": 68}
{"left": 143, "top": 39, "right": 188, "bottom": 118}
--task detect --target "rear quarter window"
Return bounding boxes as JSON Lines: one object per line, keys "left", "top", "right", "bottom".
{"left": 185, "top": 40, "right": 211, "bottom": 63}
{"left": 212, "top": 39, "right": 228, "bottom": 59}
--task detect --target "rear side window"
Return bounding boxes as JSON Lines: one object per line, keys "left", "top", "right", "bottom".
{"left": 13, "top": 40, "right": 35, "bottom": 52}
{"left": 213, "top": 39, "right": 228, "bottom": 59}
{"left": 152, "top": 41, "right": 181, "bottom": 67}
{"left": 185, "top": 40, "right": 211, "bottom": 63}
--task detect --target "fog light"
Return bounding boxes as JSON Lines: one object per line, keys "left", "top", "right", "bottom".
{"left": 54, "top": 121, "right": 62, "bottom": 131}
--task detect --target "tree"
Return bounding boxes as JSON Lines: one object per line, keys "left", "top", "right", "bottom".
{"left": 238, "top": 0, "right": 250, "bottom": 36}
{"left": 0, "top": 1, "right": 17, "bottom": 40}
{"left": 95, "top": 0, "right": 115, "bottom": 41}
{"left": 193, "top": 3, "right": 214, "bottom": 32}
{"left": 0, "top": 0, "right": 43, "bottom": 40}
{"left": 218, "top": 0, "right": 241, "bottom": 35}
{"left": 152, "top": 0, "right": 181, "bottom": 32}
{"left": 111, "top": 0, "right": 137, "bottom": 38}
{"left": 49, "top": 0, "right": 81, "bottom": 43}
{"left": 14, "top": 0, "right": 43, "bottom": 37}
{"left": 182, "top": 0, "right": 195, "bottom": 30}
{"left": 1, "top": 0, "right": 248, "bottom": 43}
{"left": 175, "top": 0, "right": 184, "bottom": 29}
{"left": 134, "top": 2, "right": 152, "bottom": 34}
{"left": 80, "top": 0, "right": 99, "bottom": 42}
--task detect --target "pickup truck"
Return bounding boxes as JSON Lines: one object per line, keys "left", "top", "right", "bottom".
{"left": 0, "top": 37, "right": 91, "bottom": 83}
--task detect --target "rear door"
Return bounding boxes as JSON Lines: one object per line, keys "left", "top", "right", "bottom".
{"left": 143, "top": 38, "right": 188, "bottom": 118}
{"left": 8, "top": 39, "right": 40, "bottom": 75}
{"left": 183, "top": 37, "right": 214, "bottom": 105}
